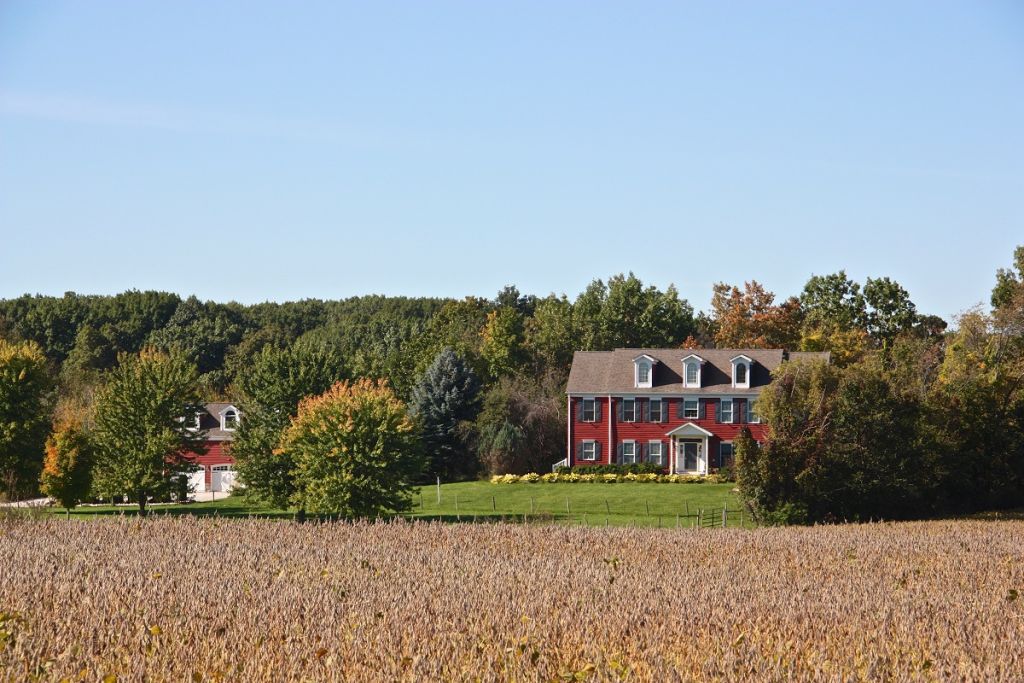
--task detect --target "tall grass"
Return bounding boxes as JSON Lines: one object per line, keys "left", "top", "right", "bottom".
{"left": 1, "top": 517, "right": 1022, "bottom": 681}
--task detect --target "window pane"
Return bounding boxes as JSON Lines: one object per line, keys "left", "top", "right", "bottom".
{"left": 623, "top": 399, "right": 635, "bottom": 421}
{"left": 583, "top": 399, "right": 595, "bottom": 421}
{"left": 686, "top": 363, "right": 698, "bottom": 383}
{"left": 650, "top": 399, "right": 661, "bottom": 421}
{"left": 736, "top": 363, "right": 747, "bottom": 384}
{"left": 684, "top": 398, "right": 698, "bottom": 418}
{"left": 721, "top": 399, "right": 733, "bottom": 422}
{"left": 638, "top": 363, "right": 650, "bottom": 383}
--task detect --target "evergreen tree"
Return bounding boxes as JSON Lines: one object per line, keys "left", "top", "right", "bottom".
{"left": 409, "top": 348, "right": 480, "bottom": 481}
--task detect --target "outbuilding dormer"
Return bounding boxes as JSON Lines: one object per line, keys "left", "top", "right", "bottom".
{"left": 219, "top": 405, "right": 241, "bottom": 431}
{"left": 632, "top": 354, "right": 658, "bottom": 388}
{"left": 680, "top": 353, "right": 705, "bottom": 388}
{"left": 730, "top": 354, "right": 752, "bottom": 388}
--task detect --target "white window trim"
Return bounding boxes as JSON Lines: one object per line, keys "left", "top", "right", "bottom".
{"left": 647, "top": 440, "right": 664, "bottom": 466}
{"left": 621, "top": 439, "right": 638, "bottom": 464}
{"left": 581, "top": 440, "right": 597, "bottom": 461}
{"left": 731, "top": 355, "right": 752, "bottom": 389}
{"left": 632, "top": 354, "right": 658, "bottom": 389}
{"left": 746, "top": 399, "right": 761, "bottom": 424}
{"left": 622, "top": 398, "right": 637, "bottom": 422}
{"left": 683, "top": 397, "right": 699, "bottom": 419}
{"left": 720, "top": 398, "right": 734, "bottom": 423}
{"left": 219, "top": 405, "right": 241, "bottom": 432}
{"left": 581, "top": 398, "right": 597, "bottom": 422}
{"left": 681, "top": 354, "right": 705, "bottom": 388}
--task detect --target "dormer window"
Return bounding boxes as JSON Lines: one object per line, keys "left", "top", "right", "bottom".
{"left": 681, "top": 354, "right": 705, "bottom": 388}
{"left": 220, "top": 406, "right": 240, "bottom": 431}
{"left": 632, "top": 354, "right": 657, "bottom": 389}
{"left": 731, "top": 355, "right": 752, "bottom": 389}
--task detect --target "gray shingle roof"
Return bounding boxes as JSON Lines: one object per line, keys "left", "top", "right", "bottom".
{"left": 197, "top": 402, "right": 239, "bottom": 441}
{"left": 566, "top": 348, "right": 829, "bottom": 395}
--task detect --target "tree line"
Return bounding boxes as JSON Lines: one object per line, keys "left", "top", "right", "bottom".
{"left": 0, "top": 260, "right": 974, "bottom": 519}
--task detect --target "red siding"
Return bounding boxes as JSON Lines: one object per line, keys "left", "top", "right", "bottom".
{"left": 569, "top": 396, "right": 767, "bottom": 471}
{"left": 182, "top": 440, "right": 234, "bottom": 487}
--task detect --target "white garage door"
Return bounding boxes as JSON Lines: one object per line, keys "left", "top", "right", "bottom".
{"left": 211, "top": 465, "right": 237, "bottom": 492}
{"left": 188, "top": 467, "right": 206, "bottom": 493}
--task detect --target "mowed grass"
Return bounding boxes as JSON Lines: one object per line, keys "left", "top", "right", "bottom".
{"left": 410, "top": 480, "right": 745, "bottom": 527}
{"left": 40, "top": 481, "right": 745, "bottom": 527}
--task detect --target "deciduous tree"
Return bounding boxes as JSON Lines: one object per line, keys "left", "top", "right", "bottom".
{"left": 279, "top": 379, "right": 423, "bottom": 517}
{"left": 0, "top": 340, "right": 52, "bottom": 500}
{"left": 40, "top": 419, "right": 93, "bottom": 514}
{"left": 90, "top": 349, "right": 205, "bottom": 514}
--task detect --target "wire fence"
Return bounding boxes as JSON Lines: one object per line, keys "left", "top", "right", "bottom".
{"left": 410, "top": 491, "right": 753, "bottom": 528}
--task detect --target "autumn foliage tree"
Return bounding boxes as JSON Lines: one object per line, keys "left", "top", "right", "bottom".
{"left": 711, "top": 281, "right": 803, "bottom": 349}
{"left": 0, "top": 340, "right": 52, "bottom": 500}
{"left": 278, "top": 379, "right": 423, "bottom": 517}
{"left": 39, "top": 420, "right": 93, "bottom": 514}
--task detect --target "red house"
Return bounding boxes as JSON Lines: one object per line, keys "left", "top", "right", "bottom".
{"left": 565, "top": 348, "right": 828, "bottom": 474}
{"left": 182, "top": 402, "right": 240, "bottom": 493}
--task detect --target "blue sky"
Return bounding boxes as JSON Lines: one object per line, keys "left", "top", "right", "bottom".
{"left": 1, "top": 2, "right": 1022, "bottom": 320}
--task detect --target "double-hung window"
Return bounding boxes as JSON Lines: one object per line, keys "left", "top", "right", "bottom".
{"left": 686, "top": 362, "right": 699, "bottom": 385}
{"left": 647, "top": 441, "right": 664, "bottom": 466}
{"left": 720, "top": 398, "right": 733, "bottom": 423}
{"left": 683, "top": 398, "right": 699, "bottom": 419}
{"left": 582, "top": 441, "right": 597, "bottom": 461}
{"left": 622, "top": 398, "right": 636, "bottom": 422}
{"left": 746, "top": 398, "right": 760, "bottom": 424}
{"left": 622, "top": 440, "right": 638, "bottom": 464}
{"left": 649, "top": 398, "right": 663, "bottom": 422}
{"left": 719, "top": 442, "right": 734, "bottom": 468}
{"left": 582, "top": 398, "right": 596, "bottom": 422}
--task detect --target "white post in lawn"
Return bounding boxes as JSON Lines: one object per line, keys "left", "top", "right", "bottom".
{"left": 436, "top": 476, "right": 441, "bottom": 505}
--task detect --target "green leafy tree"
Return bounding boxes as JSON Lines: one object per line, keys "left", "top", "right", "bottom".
{"left": 480, "top": 307, "right": 526, "bottom": 379}
{"left": 90, "top": 349, "right": 205, "bottom": 514}
{"left": 991, "top": 245, "right": 1024, "bottom": 311}
{"left": 863, "top": 277, "right": 918, "bottom": 346}
{"left": 409, "top": 348, "right": 480, "bottom": 481}
{"left": 525, "top": 294, "right": 575, "bottom": 375}
{"left": 471, "top": 374, "right": 566, "bottom": 475}
{"left": 279, "top": 379, "right": 423, "bottom": 517}
{"left": 0, "top": 340, "right": 53, "bottom": 500}
{"left": 230, "top": 342, "right": 346, "bottom": 510}
{"left": 40, "top": 420, "right": 93, "bottom": 514}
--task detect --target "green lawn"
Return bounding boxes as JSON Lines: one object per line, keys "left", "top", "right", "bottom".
{"left": 39, "top": 481, "right": 748, "bottom": 527}
{"left": 409, "top": 481, "right": 747, "bottom": 527}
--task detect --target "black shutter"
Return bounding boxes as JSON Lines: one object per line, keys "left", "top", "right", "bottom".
{"left": 675, "top": 399, "right": 684, "bottom": 420}
{"left": 595, "top": 400, "right": 602, "bottom": 422}
{"left": 737, "top": 399, "right": 745, "bottom": 424}
{"left": 699, "top": 399, "right": 706, "bottom": 420}
{"left": 713, "top": 399, "right": 719, "bottom": 423}
{"left": 642, "top": 400, "right": 650, "bottom": 422}
{"left": 616, "top": 442, "right": 623, "bottom": 463}
{"left": 661, "top": 401, "right": 668, "bottom": 423}
{"left": 575, "top": 443, "right": 583, "bottom": 460}
{"left": 576, "top": 400, "right": 583, "bottom": 422}
{"left": 640, "top": 442, "right": 647, "bottom": 461}
{"left": 595, "top": 442, "right": 602, "bottom": 460}
{"left": 616, "top": 400, "right": 623, "bottom": 422}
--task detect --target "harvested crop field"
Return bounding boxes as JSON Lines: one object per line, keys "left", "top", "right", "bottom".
{"left": 1, "top": 518, "right": 1023, "bottom": 682}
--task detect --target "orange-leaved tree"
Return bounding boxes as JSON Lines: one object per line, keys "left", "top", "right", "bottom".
{"left": 40, "top": 419, "right": 93, "bottom": 515}
{"left": 278, "top": 379, "right": 424, "bottom": 518}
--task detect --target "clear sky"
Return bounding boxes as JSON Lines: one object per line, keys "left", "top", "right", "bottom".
{"left": 1, "top": 2, "right": 1022, "bottom": 320}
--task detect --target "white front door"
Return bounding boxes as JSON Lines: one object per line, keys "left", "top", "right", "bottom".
{"left": 677, "top": 440, "right": 705, "bottom": 474}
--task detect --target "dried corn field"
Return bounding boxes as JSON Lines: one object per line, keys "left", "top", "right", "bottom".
{"left": 1, "top": 518, "right": 1023, "bottom": 682}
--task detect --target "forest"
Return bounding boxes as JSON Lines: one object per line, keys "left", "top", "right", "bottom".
{"left": 2, "top": 247, "right": 1022, "bottom": 521}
